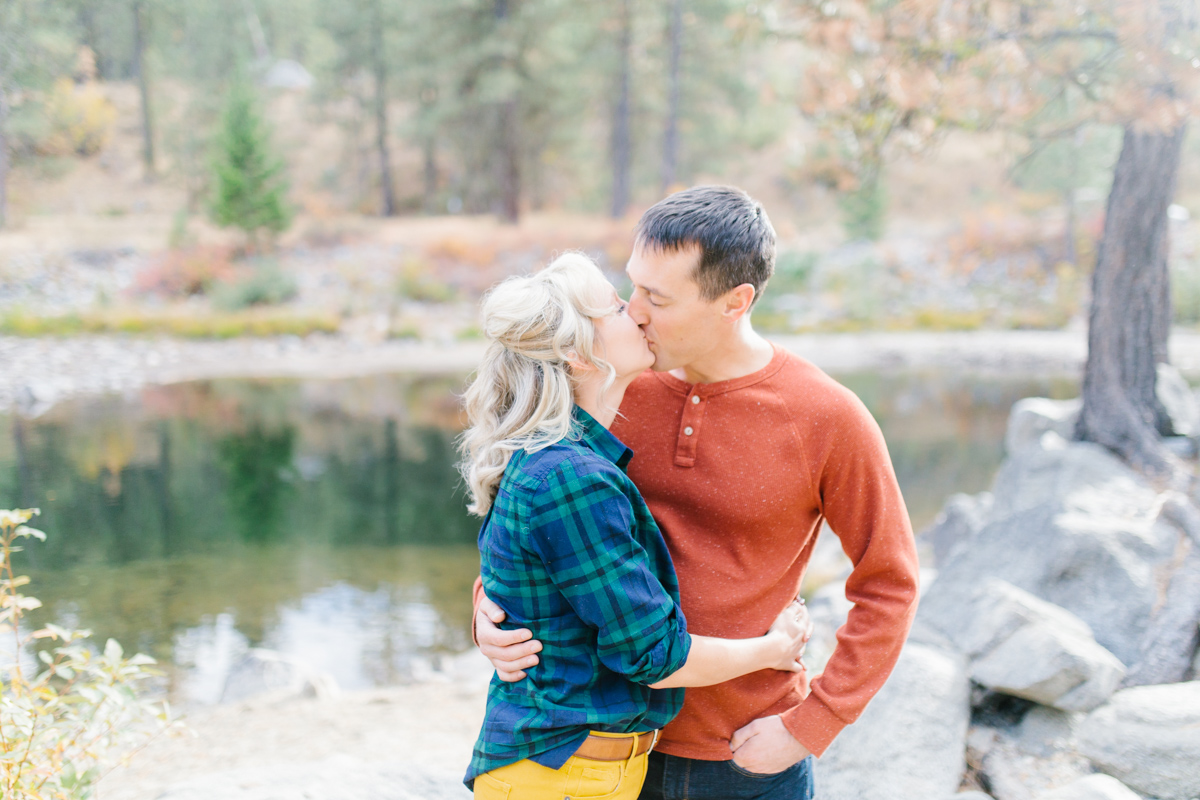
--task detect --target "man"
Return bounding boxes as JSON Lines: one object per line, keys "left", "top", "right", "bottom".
{"left": 474, "top": 185, "right": 919, "bottom": 800}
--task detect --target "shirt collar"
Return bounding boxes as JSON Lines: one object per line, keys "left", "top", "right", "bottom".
{"left": 573, "top": 405, "right": 633, "bottom": 470}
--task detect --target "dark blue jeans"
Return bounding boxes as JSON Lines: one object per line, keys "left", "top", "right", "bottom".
{"left": 637, "top": 750, "right": 815, "bottom": 800}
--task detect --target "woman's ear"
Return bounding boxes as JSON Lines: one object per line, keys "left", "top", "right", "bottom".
{"left": 565, "top": 350, "right": 594, "bottom": 373}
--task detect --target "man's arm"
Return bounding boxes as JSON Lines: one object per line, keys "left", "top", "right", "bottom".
{"left": 472, "top": 576, "right": 541, "bottom": 682}
{"left": 732, "top": 389, "right": 919, "bottom": 769}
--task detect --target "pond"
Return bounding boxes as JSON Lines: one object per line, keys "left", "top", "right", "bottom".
{"left": 0, "top": 368, "right": 1076, "bottom": 705}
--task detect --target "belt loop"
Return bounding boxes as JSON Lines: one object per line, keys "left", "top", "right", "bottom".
{"left": 621, "top": 732, "right": 639, "bottom": 778}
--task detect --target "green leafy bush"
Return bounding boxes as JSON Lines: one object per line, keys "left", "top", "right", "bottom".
{"left": 1, "top": 509, "right": 174, "bottom": 798}
{"left": 211, "top": 262, "right": 299, "bottom": 311}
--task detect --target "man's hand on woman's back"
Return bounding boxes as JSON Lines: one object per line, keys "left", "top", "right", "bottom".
{"left": 477, "top": 594, "right": 542, "bottom": 682}
{"left": 475, "top": 591, "right": 814, "bottom": 683}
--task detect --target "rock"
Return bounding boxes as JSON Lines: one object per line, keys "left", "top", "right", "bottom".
{"left": 925, "top": 438, "right": 1177, "bottom": 666}
{"left": 1013, "top": 707, "right": 1083, "bottom": 758}
{"left": 969, "top": 724, "right": 1092, "bottom": 800}
{"left": 801, "top": 577, "right": 853, "bottom": 673}
{"left": 1005, "top": 397, "right": 1081, "bottom": 455}
{"left": 1162, "top": 435, "right": 1198, "bottom": 459}
{"left": 263, "top": 59, "right": 315, "bottom": 90}
{"left": 1078, "top": 681, "right": 1200, "bottom": 800}
{"left": 971, "top": 623, "right": 1125, "bottom": 712}
{"left": 923, "top": 579, "right": 1125, "bottom": 712}
{"left": 814, "top": 641, "right": 971, "bottom": 800}
{"left": 156, "top": 755, "right": 469, "bottom": 799}
{"left": 921, "top": 492, "right": 995, "bottom": 567}
{"left": 1157, "top": 363, "right": 1200, "bottom": 437}
{"left": 952, "top": 793, "right": 995, "bottom": 800}
{"left": 1033, "top": 774, "right": 1141, "bottom": 800}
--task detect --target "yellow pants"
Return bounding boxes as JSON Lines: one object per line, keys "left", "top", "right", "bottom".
{"left": 474, "top": 732, "right": 650, "bottom": 800}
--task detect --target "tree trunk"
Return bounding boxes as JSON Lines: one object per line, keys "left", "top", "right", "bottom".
{"left": 1076, "top": 124, "right": 1186, "bottom": 477}
{"left": 132, "top": 0, "right": 156, "bottom": 179}
{"left": 610, "top": 0, "right": 632, "bottom": 219}
{"left": 370, "top": 0, "right": 396, "bottom": 217}
{"left": 494, "top": 0, "right": 519, "bottom": 224}
{"left": 661, "top": 0, "right": 683, "bottom": 196}
{"left": 496, "top": 100, "right": 520, "bottom": 223}
{"left": 423, "top": 135, "right": 437, "bottom": 214}
{"left": 0, "top": 84, "right": 9, "bottom": 230}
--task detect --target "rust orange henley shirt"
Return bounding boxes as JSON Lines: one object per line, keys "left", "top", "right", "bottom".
{"left": 475, "top": 345, "right": 919, "bottom": 760}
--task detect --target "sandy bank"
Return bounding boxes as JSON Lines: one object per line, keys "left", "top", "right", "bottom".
{"left": 97, "top": 652, "right": 493, "bottom": 800}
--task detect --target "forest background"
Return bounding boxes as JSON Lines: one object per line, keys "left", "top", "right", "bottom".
{"left": 6, "top": 0, "right": 1200, "bottom": 342}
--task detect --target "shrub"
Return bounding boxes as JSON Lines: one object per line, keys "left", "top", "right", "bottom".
{"left": 395, "top": 259, "right": 456, "bottom": 303}
{"left": 135, "top": 246, "right": 237, "bottom": 299}
{"left": 37, "top": 78, "right": 116, "bottom": 157}
{"left": 0, "top": 509, "right": 173, "bottom": 798}
{"left": 211, "top": 261, "right": 298, "bottom": 311}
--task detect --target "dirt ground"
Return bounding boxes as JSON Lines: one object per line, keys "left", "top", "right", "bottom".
{"left": 96, "top": 651, "right": 493, "bottom": 800}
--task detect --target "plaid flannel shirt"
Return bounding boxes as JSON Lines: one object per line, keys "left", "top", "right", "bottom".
{"left": 465, "top": 406, "right": 692, "bottom": 788}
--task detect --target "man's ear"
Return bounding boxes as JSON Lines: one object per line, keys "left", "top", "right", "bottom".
{"left": 721, "top": 284, "right": 757, "bottom": 322}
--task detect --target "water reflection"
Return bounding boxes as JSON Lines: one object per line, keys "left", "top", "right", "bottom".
{"left": 0, "top": 369, "right": 1077, "bottom": 706}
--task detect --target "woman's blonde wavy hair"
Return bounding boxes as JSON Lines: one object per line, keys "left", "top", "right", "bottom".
{"left": 459, "top": 252, "right": 620, "bottom": 516}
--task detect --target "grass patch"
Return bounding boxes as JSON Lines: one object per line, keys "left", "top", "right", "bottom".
{"left": 0, "top": 308, "right": 341, "bottom": 339}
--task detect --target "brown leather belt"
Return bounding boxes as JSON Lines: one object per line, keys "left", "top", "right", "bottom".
{"left": 573, "top": 730, "right": 659, "bottom": 761}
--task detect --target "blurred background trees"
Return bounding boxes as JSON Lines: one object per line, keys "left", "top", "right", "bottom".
{"left": 0, "top": 0, "right": 775, "bottom": 228}
{"left": 2, "top": 0, "right": 1200, "bottom": 474}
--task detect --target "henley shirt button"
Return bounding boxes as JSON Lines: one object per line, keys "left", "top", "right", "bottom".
{"left": 684, "top": 426, "right": 694, "bottom": 436}
{"left": 691, "top": 395, "right": 700, "bottom": 404}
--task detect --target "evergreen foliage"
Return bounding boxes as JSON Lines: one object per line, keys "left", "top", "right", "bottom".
{"left": 209, "top": 75, "right": 291, "bottom": 244}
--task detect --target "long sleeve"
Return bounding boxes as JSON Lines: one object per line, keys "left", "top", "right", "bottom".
{"left": 780, "top": 391, "right": 920, "bottom": 756}
{"left": 526, "top": 460, "right": 692, "bottom": 685}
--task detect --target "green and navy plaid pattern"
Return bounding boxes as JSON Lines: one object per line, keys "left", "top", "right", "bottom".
{"left": 465, "top": 406, "right": 691, "bottom": 789}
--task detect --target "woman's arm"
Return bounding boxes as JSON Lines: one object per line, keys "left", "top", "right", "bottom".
{"left": 650, "top": 602, "right": 810, "bottom": 689}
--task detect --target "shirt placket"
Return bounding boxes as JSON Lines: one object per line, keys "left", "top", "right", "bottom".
{"left": 674, "top": 389, "right": 710, "bottom": 468}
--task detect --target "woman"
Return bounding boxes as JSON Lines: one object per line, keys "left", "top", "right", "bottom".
{"left": 460, "top": 253, "right": 807, "bottom": 799}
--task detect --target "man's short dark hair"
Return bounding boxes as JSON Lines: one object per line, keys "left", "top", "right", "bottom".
{"left": 634, "top": 185, "right": 776, "bottom": 305}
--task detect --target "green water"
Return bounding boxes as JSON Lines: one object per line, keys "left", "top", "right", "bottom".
{"left": 0, "top": 369, "right": 1076, "bottom": 704}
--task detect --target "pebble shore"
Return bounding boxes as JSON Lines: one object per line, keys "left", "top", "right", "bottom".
{"left": 10, "top": 328, "right": 1200, "bottom": 417}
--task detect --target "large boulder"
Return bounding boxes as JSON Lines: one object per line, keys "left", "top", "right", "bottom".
{"left": 1005, "top": 398, "right": 1081, "bottom": 455}
{"left": 1078, "top": 681, "right": 1200, "bottom": 800}
{"left": 1157, "top": 363, "right": 1200, "bottom": 437}
{"left": 814, "top": 640, "right": 971, "bottom": 800}
{"left": 921, "top": 492, "right": 995, "bottom": 567}
{"left": 1033, "top": 774, "right": 1142, "bottom": 800}
{"left": 923, "top": 578, "right": 1124, "bottom": 712}
{"left": 923, "top": 436, "right": 1178, "bottom": 666}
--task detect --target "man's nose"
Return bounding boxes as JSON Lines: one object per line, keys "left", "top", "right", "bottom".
{"left": 628, "top": 293, "right": 650, "bottom": 326}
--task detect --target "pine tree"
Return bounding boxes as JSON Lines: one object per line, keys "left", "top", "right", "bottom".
{"left": 210, "top": 75, "right": 290, "bottom": 247}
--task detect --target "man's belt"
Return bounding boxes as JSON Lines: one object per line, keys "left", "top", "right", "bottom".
{"left": 574, "top": 730, "right": 659, "bottom": 761}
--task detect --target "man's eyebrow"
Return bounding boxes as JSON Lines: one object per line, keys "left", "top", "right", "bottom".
{"left": 634, "top": 281, "right": 672, "bottom": 300}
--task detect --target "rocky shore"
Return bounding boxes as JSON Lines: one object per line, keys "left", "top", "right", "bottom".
{"left": 808, "top": 385, "right": 1200, "bottom": 800}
